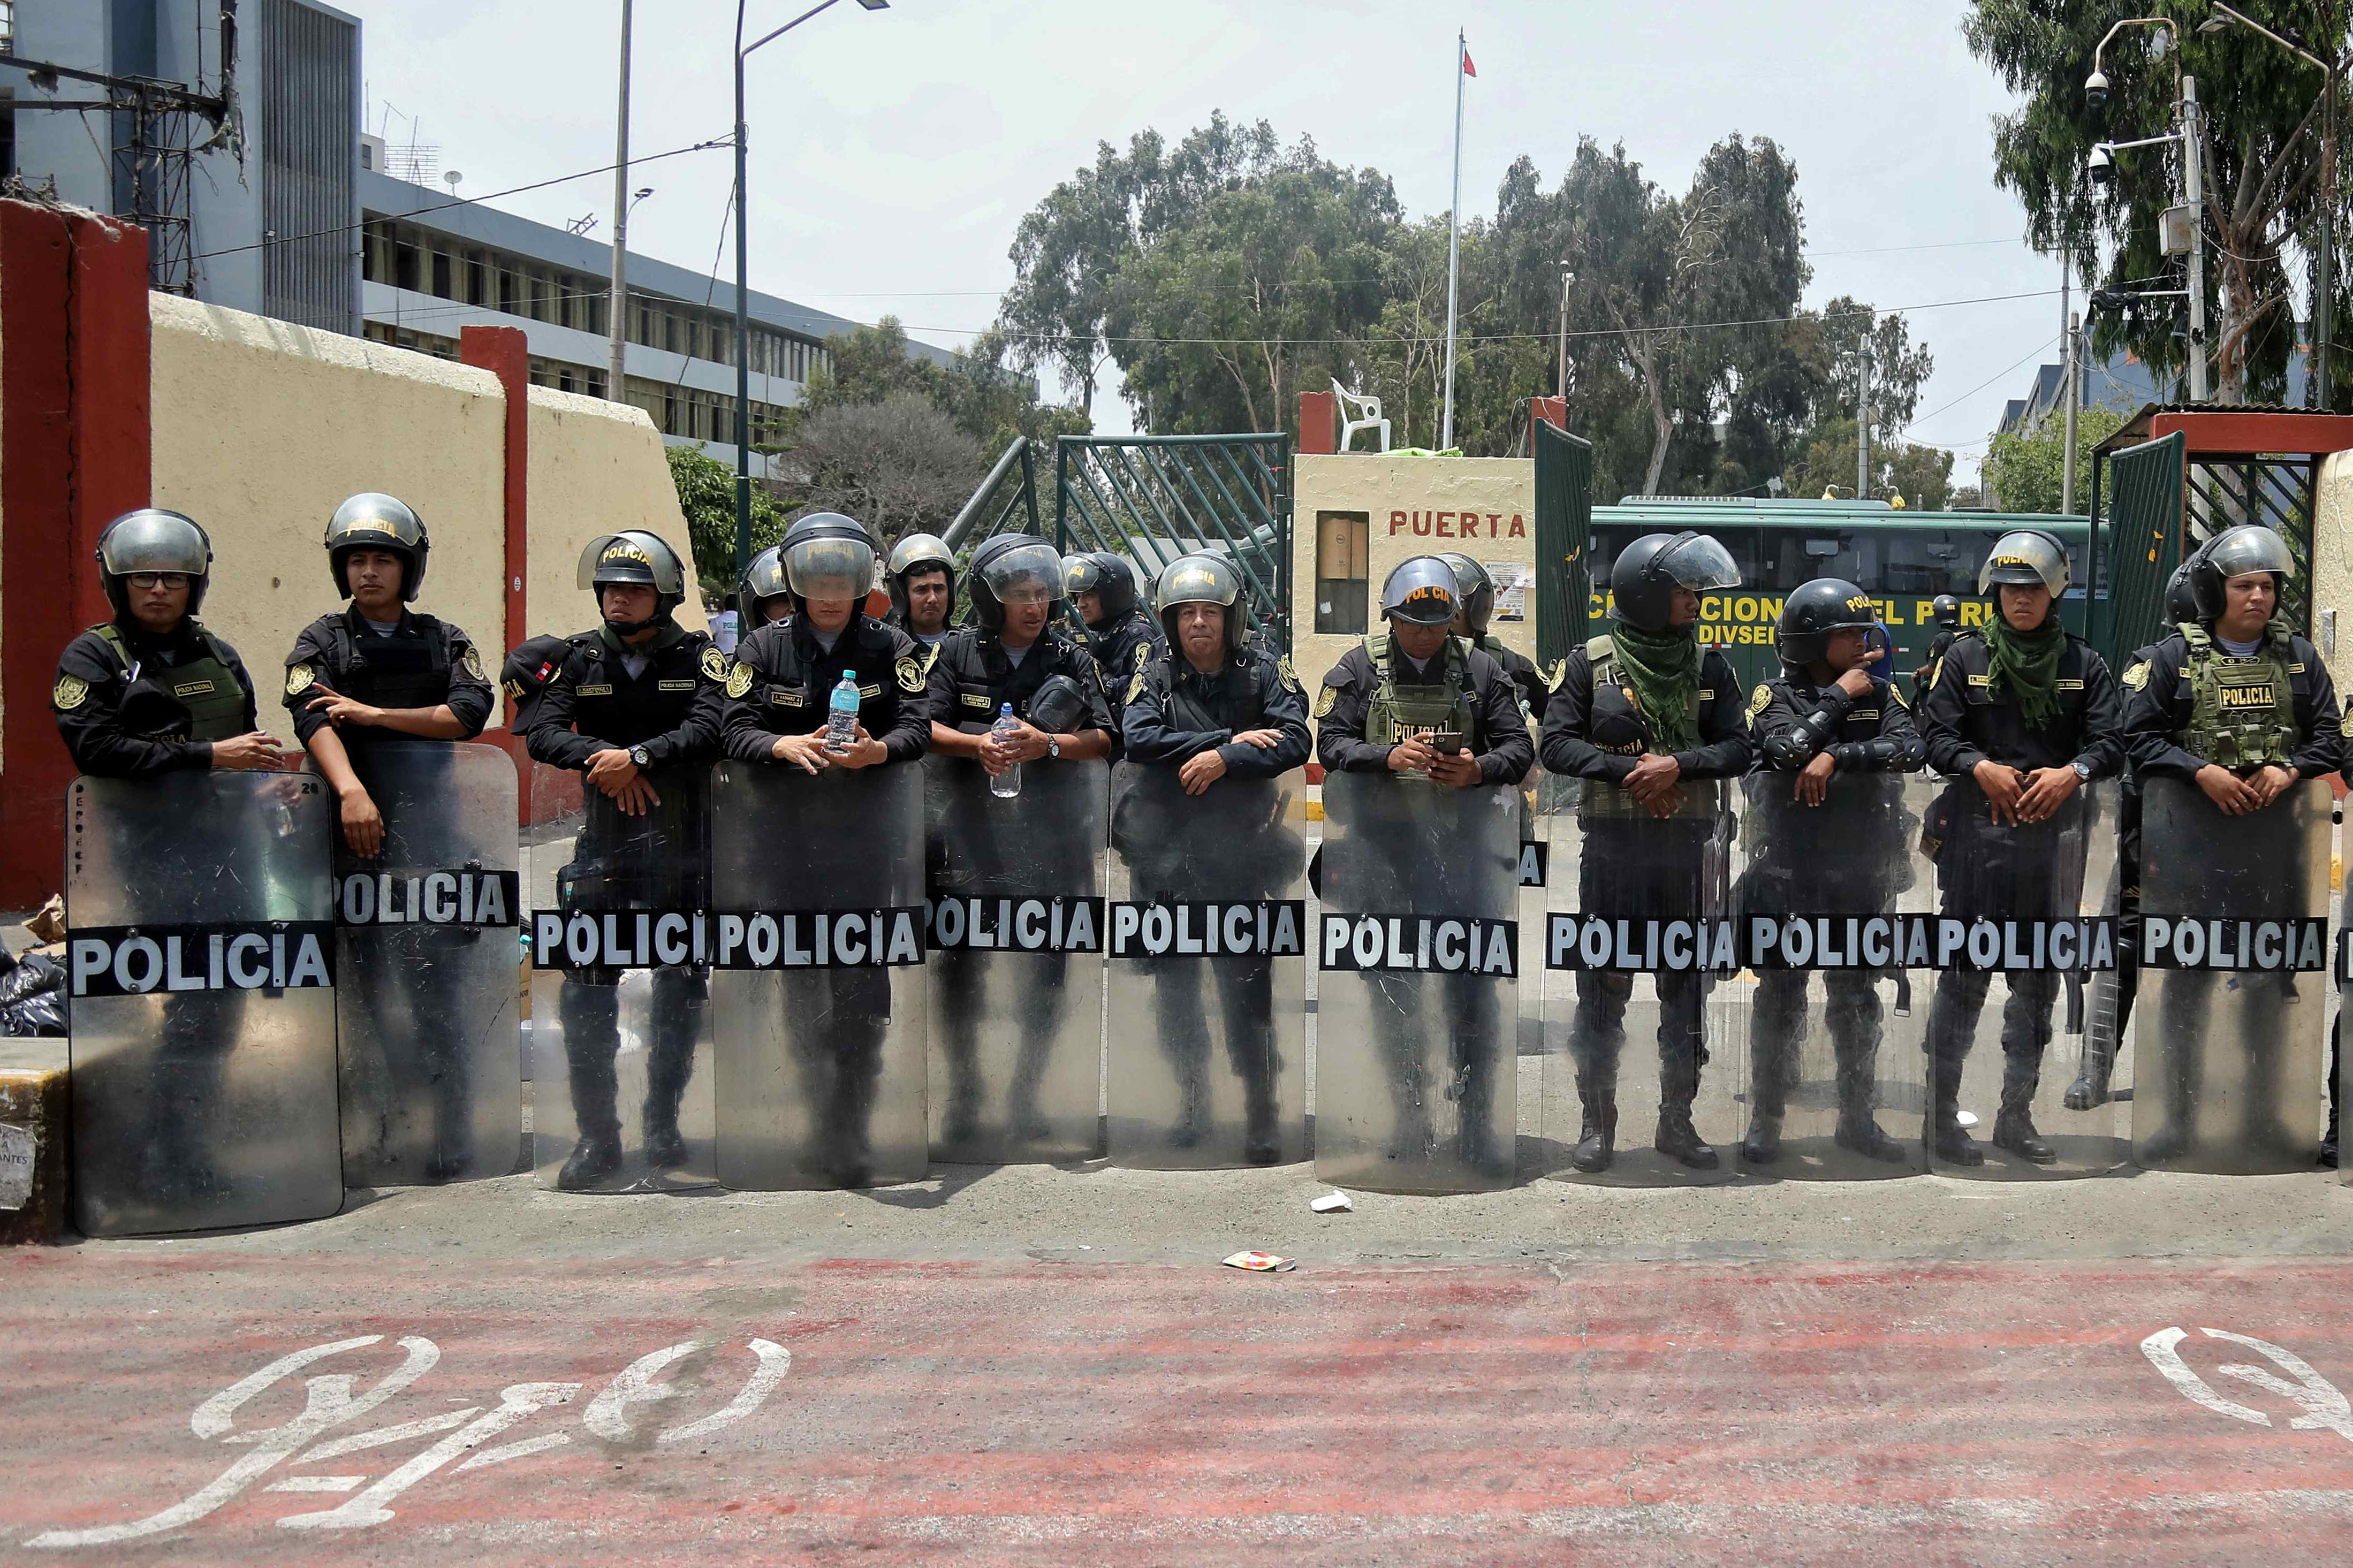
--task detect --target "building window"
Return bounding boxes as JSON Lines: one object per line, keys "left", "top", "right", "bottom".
{"left": 1315, "top": 511, "right": 1370, "bottom": 635}
{"left": 467, "top": 255, "right": 487, "bottom": 305}
{"left": 430, "top": 248, "right": 452, "bottom": 300}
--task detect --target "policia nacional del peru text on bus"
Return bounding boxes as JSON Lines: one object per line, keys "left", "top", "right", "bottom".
{"left": 42, "top": 492, "right": 2353, "bottom": 1232}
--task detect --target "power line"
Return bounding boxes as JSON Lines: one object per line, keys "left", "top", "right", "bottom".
{"left": 1894, "top": 333, "right": 2062, "bottom": 440}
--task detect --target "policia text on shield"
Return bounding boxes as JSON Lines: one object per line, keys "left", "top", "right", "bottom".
{"left": 48, "top": 507, "right": 2350, "bottom": 1226}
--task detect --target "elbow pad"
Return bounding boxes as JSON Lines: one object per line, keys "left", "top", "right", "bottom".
{"left": 1830, "top": 737, "right": 1915, "bottom": 771}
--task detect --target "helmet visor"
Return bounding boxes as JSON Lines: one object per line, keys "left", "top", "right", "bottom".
{"left": 1064, "top": 555, "right": 1106, "bottom": 596}
{"left": 2203, "top": 526, "right": 2295, "bottom": 584}
{"left": 1977, "top": 531, "right": 2070, "bottom": 596}
{"left": 981, "top": 542, "right": 1065, "bottom": 608}
{"left": 328, "top": 494, "right": 424, "bottom": 551}
{"left": 579, "top": 531, "right": 683, "bottom": 595}
{"left": 784, "top": 535, "right": 876, "bottom": 601}
{"left": 1156, "top": 555, "right": 1240, "bottom": 613}
{"left": 887, "top": 532, "right": 952, "bottom": 577}
{"left": 743, "top": 548, "right": 789, "bottom": 602}
{"left": 99, "top": 512, "right": 210, "bottom": 577}
{"left": 1655, "top": 534, "right": 1742, "bottom": 592}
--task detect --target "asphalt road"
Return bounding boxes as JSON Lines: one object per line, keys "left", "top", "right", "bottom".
{"left": 9, "top": 1161, "right": 2353, "bottom": 1565}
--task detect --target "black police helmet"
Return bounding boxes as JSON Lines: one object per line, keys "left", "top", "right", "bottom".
{"left": 2187, "top": 524, "right": 2294, "bottom": 622}
{"left": 578, "top": 530, "right": 689, "bottom": 629}
{"left": 1380, "top": 556, "right": 1461, "bottom": 628}
{"left": 1775, "top": 577, "right": 1888, "bottom": 672}
{"left": 1930, "top": 593, "right": 1961, "bottom": 629}
{"left": 324, "top": 493, "right": 430, "bottom": 603}
{"left": 739, "top": 545, "right": 790, "bottom": 623}
{"left": 1155, "top": 552, "right": 1249, "bottom": 653}
{"left": 967, "top": 534, "right": 1065, "bottom": 633}
{"left": 1437, "top": 552, "right": 1495, "bottom": 635}
{"left": 1608, "top": 531, "right": 1742, "bottom": 634}
{"left": 95, "top": 508, "right": 215, "bottom": 618}
{"left": 779, "top": 512, "right": 878, "bottom": 611}
{"left": 886, "top": 531, "right": 957, "bottom": 625}
{"left": 2164, "top": 560, "right": 2199, "bottom": 626}
{"left": 1065, "top": 552, "right": 1139, "bottom": 626}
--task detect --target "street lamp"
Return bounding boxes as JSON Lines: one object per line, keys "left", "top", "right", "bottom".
{"left": 732, "top": 0, "right": 889, "bottom": 590}
{"left": 2198, "top": 1, "right": 2341, "bottom": 412}
{"left": 2081, "top": 17, "right": 2208, "bottom": 401}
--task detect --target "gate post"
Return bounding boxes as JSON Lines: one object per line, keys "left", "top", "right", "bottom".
{"left": 1297, "top": 391, "right": 1337, "bottom": 454}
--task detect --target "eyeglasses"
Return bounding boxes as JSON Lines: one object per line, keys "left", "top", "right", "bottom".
{"left": 999, "top": 588, "right": 1053, "bottom": 607}
{"left": 125, "top": 573, "right": 192, "bottom": 591}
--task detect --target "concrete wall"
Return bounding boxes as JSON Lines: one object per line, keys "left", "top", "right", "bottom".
{"left": 147, "top": 294, "right": 700, "bottom": 743}
{"left": 2313, "top": 450, "right": 2353, "bottom": 695}
{"left": 1290, "top": 453, "right": 1537, "bottom": 683}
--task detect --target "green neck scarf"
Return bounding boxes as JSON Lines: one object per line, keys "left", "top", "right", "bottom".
{"left": 1983, "top": 614, "right": 2067, "bottom": 730}
{"left": 1611, "top": 624, "right": 1703, "bottom": 752}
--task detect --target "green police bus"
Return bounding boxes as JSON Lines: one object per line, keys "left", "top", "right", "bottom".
{"left": 1583, "top": 497, "right": 2098, "bottom": 694}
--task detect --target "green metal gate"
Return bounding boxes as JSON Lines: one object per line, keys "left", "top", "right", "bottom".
{"left": 1532, "top": 420, "right": 1595, "bottom": 671}
{"left": 2091, "top": 431, "right": 2187, "bottom": 667}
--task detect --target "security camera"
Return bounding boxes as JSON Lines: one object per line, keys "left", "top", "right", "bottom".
{"left": 2088, "top": 144, "right": 2116, "bottom": 185}
{"left": 2085, "top": 68, "right": 2109, "bottom": 111}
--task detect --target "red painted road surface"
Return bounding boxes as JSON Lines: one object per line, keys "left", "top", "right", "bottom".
{"left": 6, "top": 1252, "right": 2353, "bottom": 1564}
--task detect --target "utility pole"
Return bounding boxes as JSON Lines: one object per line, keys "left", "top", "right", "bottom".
{"left": 2318, "top": 61, "right": 2337, "bottom": 411}
{"left": 2063, "top": 310, "right": 2083, "bottom": 514}
{"left": 1439, "top": 29, "right": 1468, "bottom": 450}
{"left": 1854, "top": 333, "right": 1873, "bottom": 499}
{"left": 1556, "top": 266, "right": 1571, "bottom": 402}
{"left": 606, "top": 0, "right": 632, "bottom": 402}
{"left": 2183, "top": 75, "right": 2211, "bottom": 401}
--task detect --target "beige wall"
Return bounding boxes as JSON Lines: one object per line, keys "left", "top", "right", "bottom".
{"left": 145, "top": 295, "right": 699, "bottom": 741}
{"left": 1291, "top": 453, "right": 1537, "bottom": 683}
{"left": 2313, "top": 450, "right": 2353, "bottom": 695}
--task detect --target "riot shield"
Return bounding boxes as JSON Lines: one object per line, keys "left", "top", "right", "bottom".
{"left": 2134, "top": 775, "right": 2331, "bottom": 1173}
{"left": 1104, "top": 762, "right": 1309, "bottom": 1168}
{"left": 325, "top": 740, "right": 520, "bottom": 1186}
{"left": 924, "top": 754, "right": 1109, "bottom": 1163}
{"left": 1920, "top": 774, "right": 2127, "bottom": 1177}
{"left": 1710, "top": 773, "right": 1933, "bottom": 1180}
{"left": 65, "top": 770, "right": 341, "bottom": 1236}
{"left": 1315, "top": 770, "right": 1520, "bottom": 1192}
{"left": 1537, "top": 777, "right": 1737, "bottom": 1186}
{"left": 710, "top": 759, "right": 928, "bottom": 1189}
{"left": 525, "top": 760, "right": 717, "bottom": 1192}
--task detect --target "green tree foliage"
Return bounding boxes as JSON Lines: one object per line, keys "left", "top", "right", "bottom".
{"left": 666, "top": 443, "right": 790, "bottom": 602}
{"left": 1981, "top": 406, "right": 2129, "bottom": 514}
{"left": 1964, "top": 0, "right": 2348, "bottom": 405}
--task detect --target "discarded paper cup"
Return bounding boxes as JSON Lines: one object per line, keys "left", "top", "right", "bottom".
{"left": 1310, "top": 1192, "right": 1352, "bottom": 1214}
{"left": 1223, "top": 1250, "right": 1295, "bottom": 1272}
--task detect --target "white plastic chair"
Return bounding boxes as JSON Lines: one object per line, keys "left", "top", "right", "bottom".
{"left": 1332, "top": 379, "right": 1391, "bottom": 453}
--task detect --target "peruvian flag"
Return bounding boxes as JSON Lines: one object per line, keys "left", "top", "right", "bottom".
{"left": 1461, "top": 40, "right": 1477, "bottom": 77}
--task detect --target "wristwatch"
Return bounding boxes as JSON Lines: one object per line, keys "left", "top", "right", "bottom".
{"left": 2070, "top": 759, "right": 2093, "bottom": 782}
{"left": 629, "top": 744, "right": 652, "bottom": 769}
{"left": 1046, "top": 734, "right": 1062, "bottom": 760}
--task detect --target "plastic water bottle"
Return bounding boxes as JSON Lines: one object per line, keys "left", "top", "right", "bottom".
{"left": 989, "top": 703, "right": 1023, "bottom": 798}
{"left": 825, "top": 671, "right": 861, "bottom": 753}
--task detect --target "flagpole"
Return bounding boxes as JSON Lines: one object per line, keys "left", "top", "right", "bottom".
{"left": 1440, "top": 28, "right": 1464, "bottom": 451}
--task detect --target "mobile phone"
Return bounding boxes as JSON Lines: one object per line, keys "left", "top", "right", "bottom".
{"left": 1426, "top": 729, "right": 1468, "bottom": 755}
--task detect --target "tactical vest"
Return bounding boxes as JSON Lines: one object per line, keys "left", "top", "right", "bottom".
{"left": 1164, "top": 654, "right": 1269, "bottom": 735}
{"left": 315, "top": 613, "right": 453, "bottom": 712}
{"left": 1580, "top": 633, "right": 1718, "bottom": 823}
{"left": 1361, "top": 631, "right": 1475, "bottom": 746}
{"left": 2180, "top": 621, "right": 2299, "bottom": 769}
{"left": 92, "top": 621, "right": 249, "bottom": 743}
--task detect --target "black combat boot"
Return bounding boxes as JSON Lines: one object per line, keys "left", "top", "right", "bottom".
{"left": 558, "top": 986, "right": 624, "bottom": 1191}
{"left": 1569, "top": 1059, "right": 1616, "bottom": 1173}
{"left": 1991, "top": 1055, "right": 2056, "bottom": 1164}
{"left": 1928, "top": 1055, "right": 1983, "bottom": 1166}
{"left": 1832, "top": 1059, "right": 1906, "bottom": 1163}
{"left": 1742, "top": 1033, "right": 1787, "bottom": 1164}
{"left": 641, "top": 1002, "right": 699, "bottom": 1170}
{"left": 1654, "top": 1052, "right": 1718, "bottom": 1170}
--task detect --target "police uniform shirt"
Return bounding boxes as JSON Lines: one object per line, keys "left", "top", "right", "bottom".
{"left": 2118, "top": 627, "right": 2344, "bottom": 781}
{"left": 523, "top": 623, "right": 725, "bottom": 770}
{"left": 1121, "top": 643, "right": 1312, "bottom": 778}
{"left": 926, "top": 626, "right": 1115, "bottom": 736}
{"left": 1089, "top": 608, "right": 1168, "bottom": 711}
{"left": 1537, "top": 640, "right": 1751, "bottom": 782}
{"left": 52, "top": 617, "right": 261, "bottom": 777}
{"left": 1314, "top": 638, "right": 1534, "bottom": 783}
{"left": 1472, "top": 634, "right": 1551, "bottom": 726}
{"left": 721, "top": 613, "right": 933, "bottom": 763}
{"left": 1748, "top": 672, "right": 1926, "bottom": 776}
{"left": 1916, "top": 631, "right": 2124, "bottom": 779}
{"left": 282, "top": 605, "right": 494, "bottom": 747}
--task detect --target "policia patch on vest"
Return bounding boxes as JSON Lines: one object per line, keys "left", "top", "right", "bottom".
{"left": 724, "top": 662, "right": 754, "bottom": 699}
{"left": 1315, "top": 683, "right": 1341, "bottom": 720}
{"left": 701, "top": 646, "right": 728, "bottom": 683}
{"left": 53, "top": 674, "right": 89, "bottom": 711}
{"left": 897, "top": 656, "right": 925, "bottom": 695}
{"left": 286, "top": 663, "right": 316, "bottom": 697}
{"left": 1278, "top": 655, "right": 1302, "bottom": 694}
{"left": 1748, "top": 683, "right": 1773, "bottom": 719}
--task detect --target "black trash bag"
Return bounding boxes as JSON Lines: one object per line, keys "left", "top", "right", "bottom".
{"left": 0, "top": 951, "right": 63, "bottom": 1007}
{"left": 0, "top": 989, "right": 65, "bottom": 1037}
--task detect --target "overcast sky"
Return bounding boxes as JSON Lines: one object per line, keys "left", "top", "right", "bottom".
{"left": 360, "top": 0, "right": 2069, "bottom": 481}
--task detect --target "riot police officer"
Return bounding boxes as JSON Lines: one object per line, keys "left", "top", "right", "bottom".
{"left": 1539, "top": 531, "right": 1751, "bottom": 1173}
{"left": 739, "top": 545, "right": 793, "bottom": 629}
{"left": 1316, "top": 555, "right": 1531, "bottom": 1176}
{"left": 1439, "top": 552, "right": 1549, "bottom": 724}
{"left": 927, "top": 533, "right": 1114, "bottom": 1146}
{"left": 54, "top": 509, "right": 286, "bottom": 778}
{"left": 2067, "top": 561, "right": 2199, "bottom": 1113}
{"left": 1069, "top": 551, "right": 1166, "bottom": 728}
{"left": 525, "top": 529, "right": 726, "bottom": 1190}
{"left": 1912, "top": 593, "right": 1963, "bottom": 704}
{"left": 722, "top": 513, "right": 931, "bottom": 1186}
{"left": 2120, "top": 524, "right": 2343, "bottom": 1161}
{"left": 1917, "top": 529, "right": 2123, "bottom": 1166}
{"left": 885, "top": 531, "right": 958, "bottom": 650}
{"left": 1120, "top": 553, "right": 1312, "bottom": 1162}
{"left": 283, "top": 494, "right": 493, "bottom": 857}
{"left": 1739, "top": 577, "right": 1924, "bottom": 1164}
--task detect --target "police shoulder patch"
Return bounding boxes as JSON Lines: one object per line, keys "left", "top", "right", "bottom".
{"left": 723, "top": 662, "right": 754, "bottom": 700}
{"left": 1134, "top": 642, "right": 1152, "bottom": 674}
{"left": 701, "top": 645, "right": 728, "bottom": 682}
{"left": 461, "top": 644, "right": 485, "bottom": 681}
{"left": 1278, "top": 654, "right": 1302, "bottom": 694}
{"left": 896, "top": 655, "right": 924, "bottom": 694}
{"left": 285, "top": 663, "right": 315, "bottom": 697}
{"left": 52, "top": 673, "right": 88, "bottom": 711}
{"left": 1127, "top": 666, "right": 1148, "bottom": 705}
{"left": 1314, "top": 683, "right": 1341, "bottom": 720}
{"left": 2122, "top": 659, "right": 2152, "bottom": 691}
{"left": 1747, "top": 682, "right": 1773, "bottom": 720}
{"left": 1542, "top": 658, "right": 1568, "bottom": 694}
